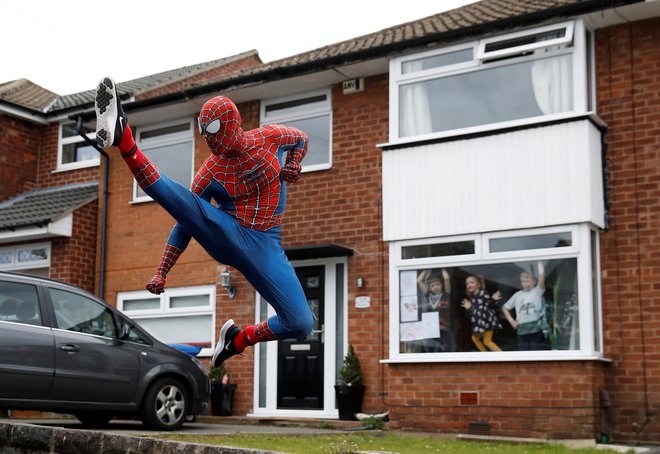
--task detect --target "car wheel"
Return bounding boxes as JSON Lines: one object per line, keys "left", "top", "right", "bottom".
{"left": 140, "top": 377, "right": 188, "bottom": 431}
{"left": 74, "top": 412, "right": 114, "bottom": 427}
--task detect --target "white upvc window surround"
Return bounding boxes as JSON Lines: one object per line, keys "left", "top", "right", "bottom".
{"left": 117, "top": 285, "right": 215, "bottom": 357}
{"left": 388, "top": 20, "right": 590, "bottom": 145}
{"left": 132, "top": 119, "right": 195, "bottom": 203}
{"left": 260, "top": 90, "right": 333, "bottom": 173}
{"left": 385, "top": 224, "right": 603, "bottom": 363}
{"left": 0, "top": 242, "right": 51, "bottom": 272}
{"left": 56, "top": 122, "right": 100, "bottom": 171}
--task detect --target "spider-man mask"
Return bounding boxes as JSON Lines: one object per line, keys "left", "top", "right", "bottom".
{"left": 197, "top": 96, "right": 245, "bottom": 155}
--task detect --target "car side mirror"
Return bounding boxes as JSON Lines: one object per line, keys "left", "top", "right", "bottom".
{"left": 118, "top": 323, "right": 131, "bottom": 340}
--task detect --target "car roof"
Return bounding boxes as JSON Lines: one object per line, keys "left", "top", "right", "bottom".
{"left": 0, "top": 270, "right": 85, "bottom": 289}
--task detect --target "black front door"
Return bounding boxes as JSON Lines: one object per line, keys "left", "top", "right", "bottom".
{"left": 277, "top": 266, "right": 324, "bottom": 409}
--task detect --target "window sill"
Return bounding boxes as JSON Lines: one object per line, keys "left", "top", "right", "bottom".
{"left": 53, "top": 161, "right": 101, "bottom": 173}
{"left": 381, "top": 352, "right": 608, "bottom": 364}
{"left": 378, "top": 112, "right": 607, "bottom": 151}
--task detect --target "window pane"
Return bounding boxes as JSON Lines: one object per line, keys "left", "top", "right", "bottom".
{"left": 50, "top": 288, "right": 116, "bottom": 337}
{"left": 279, "top": 115, "right": 330, "bottom": 168}
{"left": 134, "top": 315, "right": 212, "bottom": 347}
{"left": 140, "top": 123, "right": 190, "bottom": 141}
{"left": 489, "top": 232, "right": 572, "bottom": 252}
{"left": 17, "top": 247, "right": 48, "bottom": 263}
{"left": 402, "top": 48, "right": 473, "bottom": 74}
{"left": 124, "top": 298, "right": 159, "bottom": 311}
{"left": 62, "top": 142, "right": 98, "bottom": 164}
{"left": 484, "top": 29, "right": 566, "bottom": 54}
{"left": 399, "top": 54, "right": 573, "bottom": 137}
{"left": 0, "top": 281, "right": 41, "bottom": 326}
{"left": 0, "top": 251, "right": 12, "bottom": 265}
{"left": 61, "top": 123, "right": 79, "bottom": 139}
{"left": 265, "top": 95, "right": 327, "bottom": 116}
{"left": 170, "top": 294, "right": 208, "bottom": 309}
{"left": 402, "top": 241, "right": 474, "bottom": 260}
{"left": 398, "top": 258, "right": 579, "bottom": 354}
{"left": 137, "top": 141, "right": 193, "bottom": 198}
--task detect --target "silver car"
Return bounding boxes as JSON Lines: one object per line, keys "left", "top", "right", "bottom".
{"left": 0, "top": 271, "right": 210, "bottom": 430}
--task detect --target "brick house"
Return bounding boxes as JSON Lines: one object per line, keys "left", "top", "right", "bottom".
{"left": 1, "top": 0, "right": 658, "bottom": 443}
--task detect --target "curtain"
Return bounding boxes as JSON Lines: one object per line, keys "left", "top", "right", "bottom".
{"left": 531, "top": 54, "right": 572, "bottom": 115}
{"left": 400, "top": 61, "right": 433, "bottom": 137}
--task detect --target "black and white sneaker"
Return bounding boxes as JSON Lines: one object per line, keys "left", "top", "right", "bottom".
{"left": 95, "top": 77, "right": 127, "bottom": 149}
{"left": 212, "top": 319, "right": 243, "bottom": 367}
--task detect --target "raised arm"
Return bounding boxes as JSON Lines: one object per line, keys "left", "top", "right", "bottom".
{"left": 537, "top": 261, "right": 546, "bottom": 290}
{"left": 442, "top": 268, "right": 451, "bottom": 294}
{"left": 417, "top": 269, "right": 430, "bottom": 294}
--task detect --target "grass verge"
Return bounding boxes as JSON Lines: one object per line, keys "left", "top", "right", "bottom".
{"left": 159, "top": 432, "right": 626, "bottom": 454}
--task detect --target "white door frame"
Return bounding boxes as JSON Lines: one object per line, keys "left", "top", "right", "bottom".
{"left": 249, "top": 257, "right": 348, "bottom": 418}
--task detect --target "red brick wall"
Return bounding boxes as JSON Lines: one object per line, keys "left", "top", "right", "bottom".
{"left": 0, "top": 114, "right": 100, "bottom": 295}
{"left": 0, "top": 114, "right": 39, "bottom": 201}
{"left": 50, "top": 201, "right": 98, "bottom": 293}
{"left": 386, "top": 361, "right": 603, "bottom": 438}
{"left": 596, "top": 17, "right": 660, "bottom": 443}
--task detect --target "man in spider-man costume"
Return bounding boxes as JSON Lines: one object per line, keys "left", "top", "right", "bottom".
{"left": 94, "top": 77, "right": 313, "bottom": 366}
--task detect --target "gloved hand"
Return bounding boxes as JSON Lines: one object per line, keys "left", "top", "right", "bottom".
{"left": 280, "top": 162, "right": 302, "bottom": 183}
{"left": 146, "top": 273, "right": 166, "bottom": 294}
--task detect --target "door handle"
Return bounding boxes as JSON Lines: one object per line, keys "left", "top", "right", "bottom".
{"left": 59, "top": 344, "right": 79, "bottom": 352}
{"left": 311, "top": 324, "right": 325, "bottom": 343}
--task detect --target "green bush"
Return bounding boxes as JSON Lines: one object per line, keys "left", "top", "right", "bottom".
{"left": 339, "top": 344, "right": 362, "bottom": 386}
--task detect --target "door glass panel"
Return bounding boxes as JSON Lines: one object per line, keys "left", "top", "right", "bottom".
{"left": 307, "top": 298, "right": 321, "bottom": 341}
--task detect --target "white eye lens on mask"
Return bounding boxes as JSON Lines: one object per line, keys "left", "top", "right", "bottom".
{"left": 198, "top": 117, "right": 222, "bottom": 135}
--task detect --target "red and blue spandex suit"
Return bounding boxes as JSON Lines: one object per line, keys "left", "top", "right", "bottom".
{"left": 118, "top": 95, "right": 313, "bottom": 344}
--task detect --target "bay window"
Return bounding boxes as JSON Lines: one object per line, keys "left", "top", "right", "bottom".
{"left": 389, "top": 225, "right": 602, "bottom": 361}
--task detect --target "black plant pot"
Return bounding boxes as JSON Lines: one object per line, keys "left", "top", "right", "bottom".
{"left": 334, "top": 384, "right": 365, "bottom": 420}
{"left": 211, "top": 383, "right": 237, "bottom": 416}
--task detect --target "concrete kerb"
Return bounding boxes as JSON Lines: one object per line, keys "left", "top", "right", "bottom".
{"left": 0, "top": 421, "right": 285, "bottom": 454}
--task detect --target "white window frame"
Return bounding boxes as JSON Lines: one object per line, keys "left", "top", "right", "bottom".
{"left": 132, "top": 119, "right": 195, "bottom": 203}
{"left": 117, "top": 285, "right": 215, "bottom": 357}
{"left": 476, "top": 21, "right": 575, "bottom": 61}
{"left": 57, "top": 123, "right": 100, "bottom": 171}
{"left": 386, "top": 224, "right": 603, "bottom": 363}
{"left": 260, "top": 90, "right": 333, "bottom": 173}
{"left": 388, "top": 20, "right": 589, "bottom": 145}
{"left": 0, "top": 242, "right": 51, "bottom": 271}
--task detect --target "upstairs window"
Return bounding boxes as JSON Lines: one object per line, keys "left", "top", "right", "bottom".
{"left": 390, "top": 21, "right": 588, "bottom": 142}
{"left": 57, "top": 123, "right": 99, "bottom": 170}
{"left": 133, "top": 120, "right": 194, "bottom": 202}
{"left": 261, "top": 91, "right": 332, "bottom": 172}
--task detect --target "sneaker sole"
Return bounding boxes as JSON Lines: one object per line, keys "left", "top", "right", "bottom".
{"left": 212, "top": 319, "right": 235, "bottom": 367}
{"left": 95, "top": 77, "right": 118, "bottom": 149}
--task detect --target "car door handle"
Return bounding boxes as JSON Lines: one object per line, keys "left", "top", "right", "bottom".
{"left": 59, "top": 344, "right": 79, "bottom": 352}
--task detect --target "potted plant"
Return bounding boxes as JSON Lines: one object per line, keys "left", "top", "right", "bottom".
{"left": 209, "top": 364, "right": 236, "bottom": 416}
{"left": 334, "top": 344, "right": 365, "bottom": 420}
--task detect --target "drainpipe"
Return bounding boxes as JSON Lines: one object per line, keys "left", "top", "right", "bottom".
{"left": 75, "top": 117, "right": 109, "bottom": 299}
